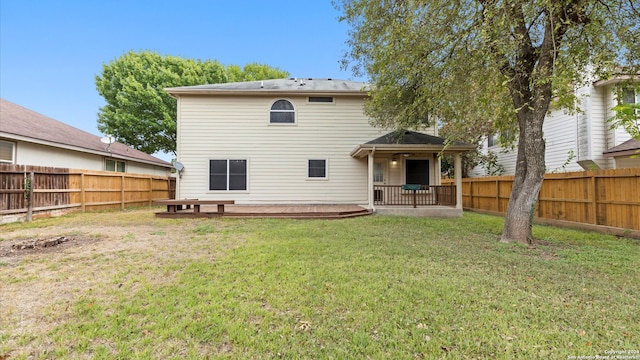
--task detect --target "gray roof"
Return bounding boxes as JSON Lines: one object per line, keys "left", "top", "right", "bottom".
{"left": 0, "top": 98, "right": 171, "bottom": 168}
{"left": 603, "top": 138, "right": 640, "bottom": 156}
{"left": 165, "top": 78, "right": 369, "bottom": 95}
{"left": 366, "top": 130, "right": 469, "bottom": 146}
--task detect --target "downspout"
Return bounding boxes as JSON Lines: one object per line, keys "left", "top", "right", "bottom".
{"left": 370, "top": 147, "right": 376, "bottom": 212}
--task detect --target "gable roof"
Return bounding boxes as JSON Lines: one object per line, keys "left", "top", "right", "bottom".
{"left": 165, "top": 78, "right": 369, "bottom": 97}
{"left": 0, "top": 99, "right": 171, "bottom": 168}
{"left": 351, "top": 130, "right": 475, "bottom": 158}
{"left": 603, "top": 138, "right": 640, "bottom": 157}
{"left": 366, "top": 130, "right": 450, "bottom": 146}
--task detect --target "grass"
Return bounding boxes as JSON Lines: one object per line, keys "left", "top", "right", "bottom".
{"left": 1, "top": 210, "right": 638, "bottom": 359}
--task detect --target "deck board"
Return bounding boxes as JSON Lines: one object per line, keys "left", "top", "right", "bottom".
{"left": 155, "top": 204, "right": 371, "bottom": 219}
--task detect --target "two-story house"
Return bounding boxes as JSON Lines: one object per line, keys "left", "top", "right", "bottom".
{"left": 165, "top": 78, "right": 474, "bottom": 217}
{"left": 471, "top": 77, "right": 639, "bottom": 176}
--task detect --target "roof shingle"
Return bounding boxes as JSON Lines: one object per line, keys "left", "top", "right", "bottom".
{"left": 0, "top": 98, "right": 171, "bottom": 167}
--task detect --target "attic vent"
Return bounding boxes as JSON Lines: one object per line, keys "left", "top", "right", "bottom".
{"left": 308, "top": 96, "right": 334, "bottom": 103}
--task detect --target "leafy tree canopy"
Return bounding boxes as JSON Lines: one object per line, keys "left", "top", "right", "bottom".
{"left": 337, "top": 0, "right": 640, "bottom": 243}
{"left": 96, "top": 50, "right": 289, "bottom": 154}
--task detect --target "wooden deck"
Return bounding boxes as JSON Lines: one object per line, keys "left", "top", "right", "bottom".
{"left": 155, "top": 204, "right": 371, "bottom": 219}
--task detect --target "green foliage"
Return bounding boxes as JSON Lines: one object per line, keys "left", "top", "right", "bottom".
{"left": 337, "top": 0, "right": 640, "bottom": 243}
{"left": 95, "top": 51, "right": 289, "bottom": 154}
{"left": 337, "top": 0, "right": 639, "bottom": 134}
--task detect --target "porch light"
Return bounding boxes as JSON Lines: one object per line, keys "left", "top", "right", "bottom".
{"left": 391, "top": 157, "right": 397, "bottom": 165}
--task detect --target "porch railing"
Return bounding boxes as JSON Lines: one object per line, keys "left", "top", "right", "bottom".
{"left": 373, "top": 185, "right": 456, "bottom": 207}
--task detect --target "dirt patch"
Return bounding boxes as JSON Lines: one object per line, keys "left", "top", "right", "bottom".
{"left": 0, "top": 235, "right": 103, "bottom": 259}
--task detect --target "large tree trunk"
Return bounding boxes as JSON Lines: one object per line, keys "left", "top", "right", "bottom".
{"left": 501, "top": 111, "right": 546, "bottom": 244}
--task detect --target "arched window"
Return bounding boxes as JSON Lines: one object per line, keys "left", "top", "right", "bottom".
{"left": 270, "top": 99, "right": 295, "bottom": 124}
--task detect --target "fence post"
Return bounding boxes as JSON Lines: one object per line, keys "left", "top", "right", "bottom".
{"left": 149, "top": 177, "right": 153, "bottom": 206}
{"left": 80, "top": 173, "right": 86, "bottom": 212}
{"left": 121, "top": 174, "right": 125, "bottom": 210}
{"left": 495, "top": 179, "right": 500, "bottom": 212}
{"left": 26, "top": 172, "right": 34, "bottom": 222}
{"left": 591, "top": 174, "right": 597, "bottom": 225}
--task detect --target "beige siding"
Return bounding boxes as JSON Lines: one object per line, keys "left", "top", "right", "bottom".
{"left": 614, "top": 155, "right": 640, "bottom": 169}
{"left": 15, "top": 140, "right": 169, "bottom": 176}
{"left": 176, "top": 95, "right": 386, "bottom": 204}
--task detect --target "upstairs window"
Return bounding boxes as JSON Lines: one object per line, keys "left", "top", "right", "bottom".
{"left": 270, "top": 99, "right": 295, "bottom": 124}
{"left": 487, "top": 133, "right": 497, "bottom": 147}
{"left": 622, "top": 88, "right": 637, "bottom": 104}
{"left": 0, "top": 140, "right": 15, "bottom": 164}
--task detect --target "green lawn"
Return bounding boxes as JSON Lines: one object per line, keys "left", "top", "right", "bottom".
{"left": 1, "top": 210, "right": 638, "bottom": 359}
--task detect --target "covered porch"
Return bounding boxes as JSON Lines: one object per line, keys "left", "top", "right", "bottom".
{"left": 350, "top": 130, "right": 474, "bottom": 217}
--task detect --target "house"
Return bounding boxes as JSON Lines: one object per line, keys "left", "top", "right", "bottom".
{"left": 165, "top": 78, "right": 474, "bottom": 217}
{"left": 470, "top": 76, "right": 640, "bottom": 176}
{"left": 0, "top": 98, "right": 172, "bottom": 176}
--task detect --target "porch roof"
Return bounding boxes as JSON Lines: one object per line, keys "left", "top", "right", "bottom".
{"left": 350, "top": 130, "right": 475, "bottom": 158}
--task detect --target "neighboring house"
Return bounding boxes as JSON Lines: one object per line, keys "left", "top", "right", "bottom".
{"left": 0, "top": 98, "right": 172, "bottom": 176}
{"left": 165, "top": 78, "right": 474, "bottom": 216}
{"left": 603, "top": 138, "right": 640, "bottom": 168}
{"left": 470, "top": 76, "right": 640, "bottom": 176}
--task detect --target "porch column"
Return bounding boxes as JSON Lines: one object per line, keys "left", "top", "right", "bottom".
{"left": 455, "top": 153, "right": 462, "bottom": 209}
{"left": 368, "top": 151, "right": 374, "bottom": 209}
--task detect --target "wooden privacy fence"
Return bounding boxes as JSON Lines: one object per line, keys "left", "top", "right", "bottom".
{"left": 444, "top": 168, "right": 640, "bottom": 231}
{"left": 1, "top": 164, "right": 176, "bottom": 223}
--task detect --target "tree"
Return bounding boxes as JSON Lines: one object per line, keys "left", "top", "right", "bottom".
{"left": 337, "top": 0, "right": 640, "bottom": 244}
{"left": 96, "top": 51, "right": 289, "bottom": 155}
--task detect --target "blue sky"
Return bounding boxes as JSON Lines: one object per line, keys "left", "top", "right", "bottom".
{"left": 0, "top": 1, "right": 361, "bottom": 159}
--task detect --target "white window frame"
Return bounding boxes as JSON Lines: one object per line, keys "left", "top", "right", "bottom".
{"left": 105, "top": 158, "right": 126, "bottom": 172}
{"left": 373, "top": 160, "right": 386, "bottom": 183}
{"left": 307, "top": 158, "right": 329, "bottom": 180}
{"left": 269, "top": 99, "right": 296, "bottom": 125}
{"left": 0, "top": 140, "right": 16, "bottom": 164}
{"left": 208, "top": 159, "right": 249, "bottom": 192}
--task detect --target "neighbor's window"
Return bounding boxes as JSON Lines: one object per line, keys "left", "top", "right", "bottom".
{"left": 105, "top": 159, "right": 126, "bottom": 172}
{"left": 487, "top": 133, "right": 497, "bottom": 147}
{"left": 270, "top": 99, "right": 295, "bottom": 124}
{"left": 308, "top": 96, "right": 334, "bottom": 103}
{"left": 0, "top": 140, "right": 15, "bottom": 164}
{"left": 308, "top": 159, "right": 327, "bottom": 179}
{"left": 210, "top": 159, "right": 247, "bottom": 191}
{"left": 622, "top": 88, "right": 637, "bottom": 104}
{"left": 405, "top": 159, "right": 429, "bottom": 185}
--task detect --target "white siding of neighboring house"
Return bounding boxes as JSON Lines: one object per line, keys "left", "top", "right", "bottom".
{"left": 14, "top": 140, "right": 170, "bottom": 176}
{"left": 602, "top": 84, "right": 633, "bottom": 168}
{"left": 470, "top": 83, "right": 635, "bottom": 177}
{"left": 176, "top": 95, "right": 438, "bottom": 204}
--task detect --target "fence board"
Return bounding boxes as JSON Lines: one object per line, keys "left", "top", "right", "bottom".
{"left": 444, "top": 168, "right": 640, "bottom": 231}
{"left": 1, "top": 164, "right": 176, "bottom": 222}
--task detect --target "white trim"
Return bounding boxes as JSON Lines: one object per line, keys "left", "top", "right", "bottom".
{"left": 306, "top": 158, "right": 329, "bottom": 180}
{"left": 207, "top": 158, "right": 250, "bottom": 192}
{"left": 105, "top": 158, "right": 126, "bottom": 172}
{"left": 0, "top": 139, "right": 16, "bottom": 164}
